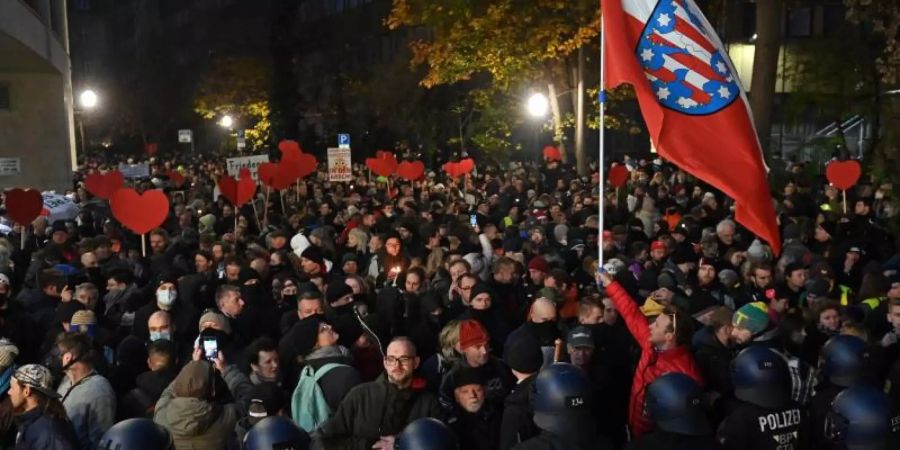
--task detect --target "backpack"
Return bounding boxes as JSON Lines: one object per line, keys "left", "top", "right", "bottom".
{"left": 291, "top": 362, "right": 347, "bottom": 432}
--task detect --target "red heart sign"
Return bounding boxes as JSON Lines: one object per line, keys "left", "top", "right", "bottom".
{"left": 543, "top": 146, "right": 562, "bottom": 162}
{"left": 167, "top": 170, "right": 186, "bottom": 188}
{"left": 397, "top": 161, "right": 425, "bottom": 181}
{"left": 218, "top": 171, "right": 256, "bottom": 207}
{"left": 608, "top": 164, "right": 629, "bottom": 188}
{"left": 278, "top": 140, "right": 303, "bottom": 160}
{"left": 295, "top": 152, "right": 318, "bottom": 179}
{"left": 825, "top": 160, "right": 862, "bottom": 191}
{"left": 110, "top": 189, "right": 169, "bottom": 235}
{"left": 84, "top": 171, "right": 125, "bottom": 199}
{"left": 443, "top": 159, "right": 475, "bottom": 178}
{"left": 366, "top": 151, "right": 398, "bottom": 177}
{"left": 457, "top": 158, "right": 475, "bottom": 175}
{"left": 258, "top": 162, "right": 296, "bottom": 191}
{"left": 4, "top": 188, "right": 43, "bottom": 225}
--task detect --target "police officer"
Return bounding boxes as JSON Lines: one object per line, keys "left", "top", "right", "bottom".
{"left": 396, "top": 418, "right": 459, "bottom": 450}
{"left": 810, "top": 335, "right": 873, "bottom": 450}
{"left": 716, "top": 346, "right": 807, "bottom": 450}
{"left": 98, "top": 418, "right": 173, "bottom": 450}
{"left": 630, "top": 373, "right": 715, "bottom": 450}
{"left": 512, "top": 363, "right": 612, "bottom": 450}
{"left": 244, "top": 416, "right": 310, "bottom": 450}
{"left": 826, "top": 385, "right": 900, "bottom": 450}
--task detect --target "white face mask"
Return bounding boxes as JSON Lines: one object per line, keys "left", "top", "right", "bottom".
{"left": 156, "top": 290, "right": 177, "bottom": 308}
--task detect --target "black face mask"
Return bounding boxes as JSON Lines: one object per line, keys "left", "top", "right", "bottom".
{"left": 331, "top": 302, "right": 356, "bottom": 316}
{"left": 527, "top": 320, "right": 560, "bottom": 345}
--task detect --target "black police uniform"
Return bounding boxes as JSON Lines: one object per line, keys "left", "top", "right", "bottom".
{"left": 716, "top": 400, "right": 807, "bottom": 450}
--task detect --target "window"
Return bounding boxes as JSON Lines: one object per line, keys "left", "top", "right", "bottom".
{"left": 822, "top": 4, "right": 846, "bottom": 37}
{"left": 0, "top": 84, "right": 10, "bottom": 110}
{"left": 786, "top": 7, "right": 812, "bottom": 37}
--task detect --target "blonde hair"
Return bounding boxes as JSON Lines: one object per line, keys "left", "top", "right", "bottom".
{"left": 348, "top": 228, "right": 369, "bottom": 253}
{"left": 439, "top": 320, "right": 462, "bottom": 362}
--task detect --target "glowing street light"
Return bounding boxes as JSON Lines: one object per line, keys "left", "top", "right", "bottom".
{"left": 526, "top": 92, "right": 549, "bottom": 118}
{"left": 219, "top": 114, "right": 234, "bottom": 128}
{"left": 79, "top": 89, "right": 99, "bottom": 109}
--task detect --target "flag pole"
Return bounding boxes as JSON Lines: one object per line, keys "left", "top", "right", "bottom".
{"left": 598, "top": 9, "right": 606, "bottom": 267}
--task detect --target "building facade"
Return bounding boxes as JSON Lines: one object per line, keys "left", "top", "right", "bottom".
{"left": 0, "top": 0, "right": 75, "bottom": 192}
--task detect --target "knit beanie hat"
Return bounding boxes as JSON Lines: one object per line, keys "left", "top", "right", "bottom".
{"left": 468, "top": 284, "right": 494, "bottom": 303}
{"left": 528, "top": 256, "right": 550, "bottom": 273}
{"left": 0, "top": 339, "right": 19, "bottom": 370}
{"left": 325, "top": 280, "right": 353, "bottom": 305}
{"left": 449, "top": 367, "right": 484, "bottom": 390}
{"left": 458, "top": 319, "right": 489, "bottom": 351}
{"left": 198, "top": 310, "right": 232, "bottom": 334}
{"left": 732, "top": 302, "right": 770, "bottom": 336}
{"left": 300, "top": 246, "right": 325, "bottom": 266}
{"left": 504, "top": 335, "right": 543, "bottom": 374}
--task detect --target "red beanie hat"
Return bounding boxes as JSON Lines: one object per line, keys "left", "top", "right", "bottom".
{"left": 650, "top": 240, "right": 666, "bottom": 252}
{"left": 527, "top": 256, "right": 550, "bottom": 273}
{"left": 458, "top": 320, "right": 489, "bottom": 351}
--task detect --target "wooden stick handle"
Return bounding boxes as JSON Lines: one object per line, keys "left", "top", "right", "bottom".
{"left": 553, "top": 338, "right": 564, "bottom": 363}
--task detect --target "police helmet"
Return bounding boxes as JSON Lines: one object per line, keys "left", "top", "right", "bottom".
{"left": 821, "top": 335, "right": 870, "bottom": 388}
{"left": 827, "top": 385, "right": 897, "bottom": 450}
{"left": 396, "top": 418, "right": 458, "bottom": 450}
{"left": 98, "top": 418, "right": 173, "bottom": 450}
{"left": 731, "top": 345, "right": 791, "bottom": 409}
{"left": 645, "top": 372, "right": 712, "bottom": 436}
{"left": 243, "top": 416, "right": 310, "bottom": 450}
{"left": 532, "top": 363, "right": 592, "bottom": 435}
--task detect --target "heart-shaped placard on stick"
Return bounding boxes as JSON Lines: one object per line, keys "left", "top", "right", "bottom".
{"left": 543, "top": 146, "right": 562, "bottom": 162}
{"left": 825, "top": 160, "right": 862, "bottom": 191}
{"left": 84, "top": 171, "right": 125, "bottom": 199}
{"left": 608, "top": 164, "right": 630, "bottom": 187}
{"left": 218, "top": 171, "right": 256, "bottom": 207}
{"left": 4, "top": 188, "right": 43, "bottom": 225}
{"left": 366, "top": 151, "right": 398, "bottom": 177}
{"left": 457, "top": 158, "right": 475, "bottom": 175}
{"left": 110, "top": 189, "right": 169, "bottom": 235}
{"left": 397, "top": 161, "right": 425, "bottom": 181}
{"left": 295, "top": 152, "right": 318, "bottom": 179}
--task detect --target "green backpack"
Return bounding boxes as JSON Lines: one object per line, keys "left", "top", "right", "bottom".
{"left": 290, "top": 362, "right": 347, "bottom": 432}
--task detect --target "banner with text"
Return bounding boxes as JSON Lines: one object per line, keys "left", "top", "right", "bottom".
{"left": 327, "top": 148, "right": 352, "bottom": 182}
{"left": 226, "top": 154, "right": 269, "bottom": 182}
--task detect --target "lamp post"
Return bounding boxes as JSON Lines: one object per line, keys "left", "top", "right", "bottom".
{"left": 76, "top": 89, "right": 99, "bottom": 155}
{"left": 219, "top": 114, "right": 234, "bottom": 129}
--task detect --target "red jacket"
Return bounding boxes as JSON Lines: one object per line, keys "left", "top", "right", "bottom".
{"left": 606, "top": 281, "right": 704, "bottom": 438}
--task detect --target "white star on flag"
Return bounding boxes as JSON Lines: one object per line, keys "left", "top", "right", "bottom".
{"left": 640, "top": 48, "right": 655, "bottom": 61}
{"left": 677, "top": 97, "right": 698, "bottom": 108}
{"left": 716, "top": 61, "right": 727, "bottom": 73}
{"left": 656, "top": 87, "right": 670, "bottom": 100}
{"left": 717, "top": 86, "right": 731, "bottom": 98}
{"left": 657, "top": 13, "right": 671, "bottom": 27}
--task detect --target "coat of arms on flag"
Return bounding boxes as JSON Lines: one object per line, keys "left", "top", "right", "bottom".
{"left": 636, "top": 0, "right": 740, "bottom": 115}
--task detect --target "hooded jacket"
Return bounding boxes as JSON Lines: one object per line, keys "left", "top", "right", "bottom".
{"left": 153, "top": 362, "right": 253, "bottom": 450}
{"left": 606, "top": 281, "right": 704, "bottom": 438}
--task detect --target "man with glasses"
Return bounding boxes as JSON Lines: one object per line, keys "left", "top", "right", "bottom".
{"left": 319, "top": 337, "right": 442, "bottom": 450}
{"left": 597, "top": 268, "right": 703, "bottom": 439}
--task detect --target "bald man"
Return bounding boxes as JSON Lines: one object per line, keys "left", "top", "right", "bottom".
{"left": 504, "top": 297, "right": 562, "bottom": 364}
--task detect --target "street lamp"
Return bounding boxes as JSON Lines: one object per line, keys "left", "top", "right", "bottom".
{"left": 526, "top": 93, "right": 549, "bottom": 118}
{"left": 219, "top": 114, "right": 234, "bottom": 129}
{"left": 79, "top": 89, "right": 99, "bottom": 109}
{"left": 76, "top": 89, "right": 100, "bottom": 156}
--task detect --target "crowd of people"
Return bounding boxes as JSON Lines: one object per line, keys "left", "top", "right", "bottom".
{"left": 0, "top": 152, "right": 898, "bottom": 449}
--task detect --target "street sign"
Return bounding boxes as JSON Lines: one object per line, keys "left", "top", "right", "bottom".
{"left": 338, "top": 133, "right": 350, "bottom": 149}
{"left": 236, "top": 136, "right": 246, "bottom": 150}
{"left": 178, "top": 129, "right": 193, "bottom": 143}
{"left": 236, "top": 130, "right": 245, "bottom": 139}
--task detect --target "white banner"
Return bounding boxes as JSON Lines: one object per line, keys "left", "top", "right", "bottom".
{"left": 118, "top": 163, "right": 150, "bottom": 179}
{"left": 226, "top": 154, "right": 269, "bottom": 181}
{"left": 327, "top": 148, "right": 352, "bottom": 182}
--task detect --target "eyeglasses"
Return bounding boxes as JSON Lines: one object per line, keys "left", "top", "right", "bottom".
{"left": 668, "top": 312, "right": 678, "bottom": 336}
{"left": 384, "top": 356, "right": 415, "bottom": 367}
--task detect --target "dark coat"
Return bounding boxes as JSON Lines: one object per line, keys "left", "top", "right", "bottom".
{"left": 692, "top": 326, "right": 734, "bottom": 398}
{"left": 499, "top": 375, "right": 538, "bottom": 450}
{"left": 13, "top": 405, "right": 79, "bottom": 450}
{"left": 450, "top": 405, "right": 501, "bottom": 450}
{"left": 628, "top": 430, "right": 716, "bottom": 450}
{"left": 319, "top": 374, "right": 443, "bottom": 450}
{"left": 512, "top": 430, "right": 611, "bottom": 450}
